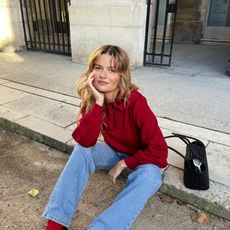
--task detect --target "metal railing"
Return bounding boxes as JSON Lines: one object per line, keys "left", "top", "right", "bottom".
{"left": 19, "top": 0, "right": 71, "bottom": 56}
{"left": 144, "top": 0, "right": 178, "bottom": 66}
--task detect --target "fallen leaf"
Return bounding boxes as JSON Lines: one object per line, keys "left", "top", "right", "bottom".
{"left": 191, "top": 211, "right": 208, "bottom": 224}
{"left": 159, "top": 194, "right": 173, "bottom": 204}
{"left": 27, "top": 188, "right": 40, "bottom": 198}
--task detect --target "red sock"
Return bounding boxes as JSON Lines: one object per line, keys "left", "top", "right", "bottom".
{"left": 45, "top": 220, "right": 64, "bottom": 230}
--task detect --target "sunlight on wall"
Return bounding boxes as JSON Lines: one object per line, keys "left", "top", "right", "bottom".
{"left": 0, "top": 0, "right": 15, "bottom": 50}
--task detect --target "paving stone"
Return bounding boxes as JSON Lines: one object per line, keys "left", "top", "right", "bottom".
{"left": 206, "top": 142, "right": 230, "bottom": 187}
{"left": 0, "top": 85, "right": 28, "bottom": 105}
{"left": 2, "top": 81, "right": 81, "bottom": 106}
{"left": 4, "top": 94, "right": 76, "bottom": 128}
{"left": 1, "top": 69, "right": 78, "bottom": 96}
{"left": 159, "top": 117, "right": 230, "bottom": 146}
{"left": 0, "top": 78, "right": 10, "bottom": 84}
{"left": 0, "top": 106, "right": 28, "bottom": 121}
{"left": 66, "top": 122, "right": 78, "bottom": 131}
{"left": 16, "top": 116, "right": 72, "bottom": 144}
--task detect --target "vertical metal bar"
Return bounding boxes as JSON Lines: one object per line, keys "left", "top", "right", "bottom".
{"left": 43, "top": 0, "right": 51, "bottom": 50}
{"left": 64, "top": 0, "right": 71, "bottom": 54}
{"left": 160, "top": 0, "right": 170, "bottom": 64}
{"left": 152, "top": 0, "right": 160, "bottom": 63}
{"left": 24, "top": 0, "right": 33, "bottom": 49}
{"left": 32, "top": 0, "right": 41, "bottom": 49}
{"left": 28, "top": 0, "right": 37, "bottom": 48}
{"left": 58, "top": 0, "right": 65, "bottom": 53}
{"left": 37, "top": 0, "right": 46, "bottom": 50}
{"left": 53, "top": 0, "right": 61, "bottom": 52}
{"left": 168, "top": 0, "right": 178, "bottom": 66}
{"left": 143, "top": 0, "right": 151, "bottom": 65}
{"left": 48, "top": 0, "right": 56, "bottom": 51}
{"left": 19, "top": 0, "right": 28, "bottom": 49}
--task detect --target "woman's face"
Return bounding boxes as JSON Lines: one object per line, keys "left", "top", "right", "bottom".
{"left": 92, "top": 53, "right": 121, "bottom": 102}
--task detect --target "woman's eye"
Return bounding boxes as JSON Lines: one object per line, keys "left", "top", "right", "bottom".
{"left": 94, "top": 66, "right": 101, "bottom": 71}
{"left": 109, "top": 69, "right": 116, "bottom": 73}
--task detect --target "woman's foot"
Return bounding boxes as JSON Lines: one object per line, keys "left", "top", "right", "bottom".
{"left": 45, "top": 220, "right": 68, "bottom": 230}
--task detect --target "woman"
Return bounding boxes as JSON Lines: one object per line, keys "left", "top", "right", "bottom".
{"left": 43, "top": 45, "right": 168, "bottom": 230}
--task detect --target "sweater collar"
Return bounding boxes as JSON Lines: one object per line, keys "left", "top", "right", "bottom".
{"left": 105, "top": 99, "right": 125, "bottom": 112}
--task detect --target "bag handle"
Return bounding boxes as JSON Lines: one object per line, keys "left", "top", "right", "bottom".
{"left": 165, "top": 132, "right": 207, "bottom": 166}
{"left": 170, "top": 132, "right": 204, "bottom": 145}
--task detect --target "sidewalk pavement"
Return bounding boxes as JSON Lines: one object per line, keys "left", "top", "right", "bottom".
{"left": 0, "top": 43, "right": 230, "bottom": 220}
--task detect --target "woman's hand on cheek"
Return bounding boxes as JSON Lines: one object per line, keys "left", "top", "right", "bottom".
{"left": 87, "top": 72, "right": 104, "bottom": 106}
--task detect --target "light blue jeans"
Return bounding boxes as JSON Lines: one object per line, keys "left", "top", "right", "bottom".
{"left": 42, "top": 142, "right": 162, "bottom": 230}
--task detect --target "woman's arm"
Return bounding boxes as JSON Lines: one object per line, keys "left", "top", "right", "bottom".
{"left": 124, "top": 94, "right": 168, "bottom": 169}
{"left": 72, "top": 72, "right": 105, "bottom": 146}
{"left": 72, "top": 104, "right": 103, "bottom": 146}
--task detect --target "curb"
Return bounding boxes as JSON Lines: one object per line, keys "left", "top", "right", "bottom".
{"left": 160, "top": 177, "right": 230, "bottom": 221}
{"left": 0, "top": 117, "right": 73, "bottom": 154}
{"left": 0, "top": 117, "right": 229, "bottom": 221}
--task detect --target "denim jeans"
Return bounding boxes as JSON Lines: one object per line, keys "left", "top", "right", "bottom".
{"left": 42, "top": 142, "right": 162, "bottom": 230}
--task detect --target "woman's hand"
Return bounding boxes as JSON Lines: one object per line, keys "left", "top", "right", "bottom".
{"left": 108, "top": 160, "right": 127, "bottom": 184}
{"left": 87, "top": 72, "right": 105, "bottom": 106}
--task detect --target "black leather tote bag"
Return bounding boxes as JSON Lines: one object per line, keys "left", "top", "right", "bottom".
{"left": 165, "top": 133, "right": 209, "bottom": 190}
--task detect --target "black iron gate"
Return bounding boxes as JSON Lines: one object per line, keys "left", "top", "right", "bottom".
{"left": 144, "top": 0, "right": 178, "bottom": 66}
{"left": 19, "top": 0, "right": 71, "bottom": 55}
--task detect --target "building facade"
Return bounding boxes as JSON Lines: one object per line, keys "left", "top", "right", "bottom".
{"left": 0, "top": 0, "right": 229, "bottom": 67}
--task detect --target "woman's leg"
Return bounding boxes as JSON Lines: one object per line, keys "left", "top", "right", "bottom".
{"left": 88, "top": 164, "right": 162, "bottom": 230}
{"left": 42, "top": 142, "right": 121, "bottom": 227}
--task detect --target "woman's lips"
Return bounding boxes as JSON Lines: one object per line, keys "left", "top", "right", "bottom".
{"left": 97, "top": 81, "right": 108, "bottom": 85}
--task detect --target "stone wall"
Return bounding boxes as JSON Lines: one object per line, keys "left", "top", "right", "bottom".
{"left": 69, "top": 0, "right": 147, "bottom": 67}
{"left": 0, "top": 0, "right": 25, "bottom": 52}
{"left": 174, "top": 0, "right": 207, "bottom": 43}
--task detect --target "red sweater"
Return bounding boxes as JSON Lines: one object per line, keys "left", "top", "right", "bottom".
{"left": 72, "top": 90, "right": 168, "bottom": 170}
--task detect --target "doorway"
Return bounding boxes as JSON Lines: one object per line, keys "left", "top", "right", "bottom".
{"left": 204, "top": 0, "right": 230, "bottom": 41}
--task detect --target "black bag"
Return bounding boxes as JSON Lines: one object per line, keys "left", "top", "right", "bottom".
{"left": 165, "top": 133, "right": 209, "bottom": 190}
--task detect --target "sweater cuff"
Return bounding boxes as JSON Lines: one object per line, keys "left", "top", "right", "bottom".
{"left": 124, "top": 157, "right": 139, "bottom": 170}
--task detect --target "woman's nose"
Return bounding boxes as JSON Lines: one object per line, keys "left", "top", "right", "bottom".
{"left": 99, "top": 69, "right": 107, "bottom": 78}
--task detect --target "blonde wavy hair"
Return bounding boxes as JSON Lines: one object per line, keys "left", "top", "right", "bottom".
{"left": 76, "top": 45, "right": 138, "bottom": 120}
